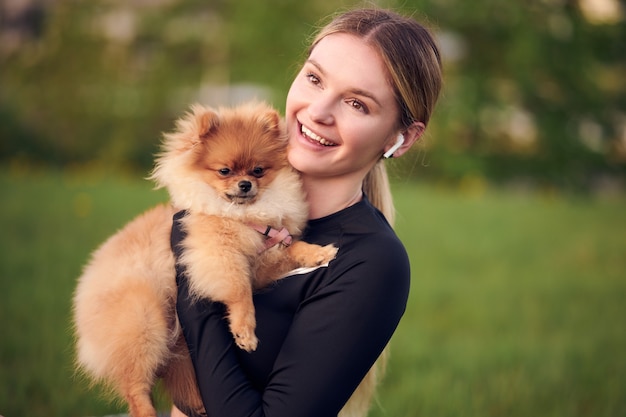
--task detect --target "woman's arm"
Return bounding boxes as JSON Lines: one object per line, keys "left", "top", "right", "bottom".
{"left": 173, "top": 212, "right": 410, "bottom": 417}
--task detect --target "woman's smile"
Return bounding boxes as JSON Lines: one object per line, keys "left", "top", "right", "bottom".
{"left": 286, "top": 33, "right": 401, "bottom": 180}
{"left": 300, "top": 123, "right": 338, "bottom": 147}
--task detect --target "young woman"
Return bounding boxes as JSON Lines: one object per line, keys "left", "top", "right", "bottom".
{"left": 171, "top": 7, "right": 442, "bottom": 417}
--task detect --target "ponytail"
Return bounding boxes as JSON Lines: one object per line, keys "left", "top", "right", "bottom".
{"left": 341, "top": 161, "right": 393, "bottom": 417}
{"left": 363, "top": 160, "right": 395, "bottom": 227}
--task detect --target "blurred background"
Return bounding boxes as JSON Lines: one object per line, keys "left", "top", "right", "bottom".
{"left": 1, "top": 0, "right": 624, "bottom": 416}
{"left": 1, "top": 0, "right": 624, "bottom": 190}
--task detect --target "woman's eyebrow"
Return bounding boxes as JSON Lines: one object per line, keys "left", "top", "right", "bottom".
{"left": 305, "top": 58, "right": 382, "bottom": 108}
{"left": 350, "top": 88, "right": 381, "bottom": 108}
{"left": 306, "top": 59, "right": 326, "bottom": 76}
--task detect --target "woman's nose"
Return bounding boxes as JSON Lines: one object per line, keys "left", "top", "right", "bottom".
{"left": 307, "top": 94, "right": 335, "bottom": 125}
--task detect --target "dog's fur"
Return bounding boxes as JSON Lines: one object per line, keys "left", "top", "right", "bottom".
{"left": 72, "top": 102, "right": 337, "bottom": 417}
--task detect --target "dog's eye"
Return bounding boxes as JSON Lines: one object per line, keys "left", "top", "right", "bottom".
{"left": 218, "top": 168, "right": 231, "bottom": 176}
{"left": 251, "top": 167, "right": 265, "bottom": 178}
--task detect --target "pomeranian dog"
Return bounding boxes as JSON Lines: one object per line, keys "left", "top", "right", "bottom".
{"left": 72, "top": 101, "right": 337, "bottom": 417}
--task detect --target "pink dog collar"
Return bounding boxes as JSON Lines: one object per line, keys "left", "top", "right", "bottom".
{"left": 249, "top": 224, "right": 293, "bottom": 251}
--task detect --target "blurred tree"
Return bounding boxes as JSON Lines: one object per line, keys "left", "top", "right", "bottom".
{"left": 0, "top": 0, "right": 361, "bottom": 170}
{"left": 1, "top": 0, "right": 232, "bottom": 168}
{"left": 395, "top": 0, "right": 625, "bottom": 190}
{"left": 0, "top": 0, "right": 624, "bottom": 191}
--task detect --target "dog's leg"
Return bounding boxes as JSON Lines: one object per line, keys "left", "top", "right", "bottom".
{"left": 118, "top": 282, "right": 174, "bottom": 417}
{"left": 187, "top": 263, "right": 258, "bottom": 351}
{"left": 285, "top": 241, "right": 338, "bottom": 268}
{"left": 191, "top": 258, "right": 258, "bottom": 351}
{"left": 181, "top": 215, "right": 260, "bottom": 351}
{"left": 125, "top": 381, "right": 158, "bottom": 417}
{"left": 161, "top": 333, "right": 205, "bottom": 416}
{"left": 254, "top": 241, "right": 338, "bottom": 287}
{"left": 225, "top": 292, "right": 257, "bottom": 351}
{"left": 186, "top": 250, "right": 258, "bottom": 352}
{"left": 82, "top": 282, "right": 169, "bottom": 417}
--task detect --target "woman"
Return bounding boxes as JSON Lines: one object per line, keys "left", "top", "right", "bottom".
{"left": 172, "top": 7, "right": 442, "bottom": 417}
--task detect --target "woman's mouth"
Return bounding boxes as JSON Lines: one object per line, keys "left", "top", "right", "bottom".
{"left": 301, "top": 124, "right": 337, "bottom": 147}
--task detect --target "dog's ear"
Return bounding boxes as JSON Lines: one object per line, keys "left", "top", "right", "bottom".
{"left": 258, "top": 108, "right": 281, "bottom": 134}
{"left": 194, "top": 105, "right": 220, "bottom": 142}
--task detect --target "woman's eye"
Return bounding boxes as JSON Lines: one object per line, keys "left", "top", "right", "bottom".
{"left": 306, "top": 72, "right": 321, "bottom": 85}
{"left": 347, "top": 99, "right": 368, "bottom": 113}
{"left": 218, "top": 168, "right": 231, "bottom": 176}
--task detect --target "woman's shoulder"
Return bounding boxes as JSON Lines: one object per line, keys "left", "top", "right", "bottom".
{"left": 342, "top": 224, "right": 408, "bottom": 269}
{"left": 332, "top": 203, "right": 409, "bottom": 273}
{"left": 345, "top": 199, "right": 406, "bottom": 248}
{"left": 302, "top": 197, "right": 409, "bottom": 270}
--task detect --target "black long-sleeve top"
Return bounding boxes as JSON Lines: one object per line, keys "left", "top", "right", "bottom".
{"left": 171, "top": 196, "right": 411, "bottom": 417}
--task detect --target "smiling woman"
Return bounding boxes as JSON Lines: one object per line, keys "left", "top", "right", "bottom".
{"left": 286, "top": 32, "right": 404, "bottom": 200}
{"left": 287, "top": 8, "right": 441, "bottom": 221}
{"left": 171, "top": 7, "right": 442, "bottom": 417}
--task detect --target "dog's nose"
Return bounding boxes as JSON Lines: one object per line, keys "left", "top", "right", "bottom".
{"left": 238, "top": 180, "right": 252, "bottom": 193}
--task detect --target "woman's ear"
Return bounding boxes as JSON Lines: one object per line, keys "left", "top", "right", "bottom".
{"left": 385, "top": 122, "right": 425, "bottom": 158}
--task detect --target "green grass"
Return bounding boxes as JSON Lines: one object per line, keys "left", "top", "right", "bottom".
{"left": 1, "top": 168, "right": 624, "bottom": 417}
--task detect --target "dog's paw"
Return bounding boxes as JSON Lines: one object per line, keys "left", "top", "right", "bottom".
{"left": 227, "top": 302, "right": 258, "bottom": 352}
{"left": 311, "top": 244, "right": 338, "bottom": 266}
{"left": 288, "top": 241, "right": 338, "bottom": 269}
{"left": 233, "top": 330, "right": 258, "bottom": 352}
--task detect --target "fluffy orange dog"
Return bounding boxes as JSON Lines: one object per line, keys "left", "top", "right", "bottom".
{"left": 72, "top": 102, "right": 337, "bottom": 417}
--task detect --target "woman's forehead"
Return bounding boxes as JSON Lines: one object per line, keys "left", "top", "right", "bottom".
{"left": 308, "top": 33, "right": 396, "bottom": 106}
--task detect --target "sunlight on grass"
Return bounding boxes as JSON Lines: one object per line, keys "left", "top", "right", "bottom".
{"left": 1, "top": 170, "right": 624, "bottom": 417}
{"left": 373, "top": 182, "right": 626, "bottom": 417}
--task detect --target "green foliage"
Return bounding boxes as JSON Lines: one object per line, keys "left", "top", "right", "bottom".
{"left": 0, "top": 0, "right": 364, "bottom": 169}
{"left": 1, "top": 169, "right": 625, "bottom": 416}
{"left": 396, "top": 0, "right": 626, "bottom": 189}
{"left": 0, "top": 0, "right": 624, "bottom": 188}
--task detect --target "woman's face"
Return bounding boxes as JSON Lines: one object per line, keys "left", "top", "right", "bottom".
{"left": 285, "top": 33, "right": 401, "bottom": 181}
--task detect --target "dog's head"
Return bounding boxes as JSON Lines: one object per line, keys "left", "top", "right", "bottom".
{"left": 194, "top": 102, "right": 289, "bottom": 205}
{"left": 150, "top": 102, "right": 296, "bottom": 214}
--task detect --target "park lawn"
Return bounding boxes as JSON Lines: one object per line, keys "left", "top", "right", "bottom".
{"left": 380, "top": 180, "right": 625, "bottom": 417}
{"left": 0, "top": 168, "right": 624, "bottom": 417}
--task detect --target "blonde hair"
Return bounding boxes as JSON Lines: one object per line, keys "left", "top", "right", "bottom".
{"left": 307, "top": 8, "right": 443, "bottom": 417}
{"left": 310, "top": 7, "right": 442, "bottom": 226}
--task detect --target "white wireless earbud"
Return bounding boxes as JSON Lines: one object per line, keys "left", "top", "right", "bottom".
{"left": 383, "top": 134, "right": 405, "bottom": 159}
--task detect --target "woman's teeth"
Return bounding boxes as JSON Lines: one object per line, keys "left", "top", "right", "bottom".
{"left": 301, "top": 125, "right": 336, "bottom": 146}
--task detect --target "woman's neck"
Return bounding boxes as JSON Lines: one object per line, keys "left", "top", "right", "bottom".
{"left": 302, "top": 176, "right": 363, "bottom": 220}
